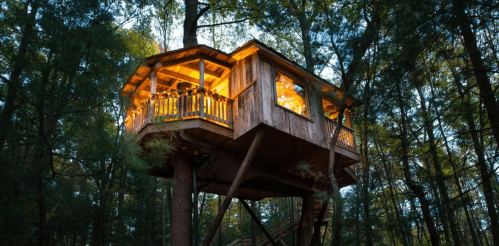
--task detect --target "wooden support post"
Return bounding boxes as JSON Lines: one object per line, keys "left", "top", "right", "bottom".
{"left": 239, "top": 199, "right": 279, "bottom": 246}
{"left": 297, "top": 194, "right": 314, "bottom": 246}
{"left": 149, "top": 69, "right": 157, "bottom": 122}
{"left": 310, "top": 200, "right": 329, "bottom": 246}
{"left": 345, "top": 109, "right": 352, "bottom": 128}
{"left": 251, "top": 200, "right": 257, "bottom": 246}
{"left": 199, "top": 59, "right": 205, "bottom": 119}
{"left": 202, "top": 129, "right": 265, "bottom": 246}
{"left": 193, "top": 167, "right": 199, "bottom": 246}
{"left": 171, "top": 151, "right": 193, "bottom": 246}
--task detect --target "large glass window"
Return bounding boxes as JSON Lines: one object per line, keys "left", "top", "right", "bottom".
{"left": 275, "top": 72, "right": 308, "bottom": 117}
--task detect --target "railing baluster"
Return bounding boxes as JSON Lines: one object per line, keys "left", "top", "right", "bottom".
{"left": 125, "top": 88, "right": 234, "bottom": 133}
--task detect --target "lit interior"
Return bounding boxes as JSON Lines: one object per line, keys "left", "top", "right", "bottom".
{"left": 275, "top": 73, "right": 308, "bottom": 117}
{"left": 323, "top": 99, "right": 339, "bottom": 120}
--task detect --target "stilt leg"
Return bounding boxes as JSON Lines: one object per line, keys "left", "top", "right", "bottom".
{"left": 171, "top": 151, "right": 193, "bottom": 246}
{"left": 297, "top": 193, "right": 314, "bottom": 245}
{"left": 311, "top": 200, "right": 329, "bottom": 246}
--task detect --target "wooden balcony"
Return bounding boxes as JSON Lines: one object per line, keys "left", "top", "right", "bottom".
{"left": 125, "top": 88, "right": 233, "bottom": 134}
{"left": 324, "top": 117, "right": 357, "bottom": 153}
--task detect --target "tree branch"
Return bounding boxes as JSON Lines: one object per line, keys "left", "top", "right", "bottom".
{"left": 197, "top": 18, "right": 250, "bottom": 28}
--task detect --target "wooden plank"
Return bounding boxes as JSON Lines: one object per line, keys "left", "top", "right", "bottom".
{"left": 239, "top": 199, "right": 279, "bottom": 246}
{"left": 260, "top": 60, "right": 273, "bottom": 126}
{"left": 202, "top": 129, "right": 265, "bottom": 246}
{"left": 251, "top": 53, "right": 262, "bottom": 126}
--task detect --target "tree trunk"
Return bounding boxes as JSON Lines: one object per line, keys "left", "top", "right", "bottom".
{"left": 166, "top": 180, "right": 172, "bottom": 245}
{"left": 171, "top": 151, "right": 193, "bottom": 246}
{"left": 218, "top": 195, "right": 223, "bottom": 246}
{"left": 37, "top": 176, "right": 49, "bottom": 246}
{"left": 297, "top": 194, "right": 314, "bottom": 245}
{"left": 332, "top": 195, "right": 344, "bottom": 246}
{"left": 0, "top": 0, "right": 41, "bottom": 151}
{"left": 450, "top": 67, "right": 499, "bottom": 246}
{"left": 452, "top": 0, "right": 499, "bottom": 152}
{"left": 415, "top": 85, "right": 460, "bottom": 246}
{"left": 161, "top": 180, "right": 166, "bottom": 246}
{"left": 362, "top": 77, "right": 373, "bottom": 246}
{"left": 251, "top": 200, "right": 256, "bottom": 246}
{"left": 375, "top": 132, "right": 410, "bottom": 246}
{"left": 297, "top": 0, "right": 314, "bottom": 73}
{"left": 151, "top": 178, "right": 158, "bottom": 245}
{"left": 183, "top": 0, "right": 199, "bottom": 47}
{"left": 118, "top": 168, "right": 126, "bottom": 246}
{"left": 395, "top": 79, "right": 439, "bottom": 246}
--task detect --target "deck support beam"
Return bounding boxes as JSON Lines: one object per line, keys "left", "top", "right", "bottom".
{"left": 171, "top": 151, "right": 193, "bottom": 246}
{"left": 239, "top": 199, "right": 279, "bottom": 246}
{"left": 297, "top": 193, "right": 314, "bottom": 246}
{"left": 202, "top": 129, "right": 265, "bottom": 246}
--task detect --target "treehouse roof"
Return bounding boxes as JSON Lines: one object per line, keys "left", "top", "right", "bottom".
{"left": 123, "top": 40, "right": 361, "bottom": 108}
{"left": 123, "top": 45, "right": 237, "bottom": 98}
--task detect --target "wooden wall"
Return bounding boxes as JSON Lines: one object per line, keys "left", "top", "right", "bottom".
{"left": 230, "top": 51, "right": 328, "bottom": 148}
{"left": 231, "top": 53, "right": 262, "bottom": 138}
{"left": 257, "top": 57, "right": 327, "bottom": 148}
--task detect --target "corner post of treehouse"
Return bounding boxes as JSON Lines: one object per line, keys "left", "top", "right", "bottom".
{"left": 149, "top": 63, "right": 160, "bottom": 123}
{"left": 202, "top": 129, "right": 265, "bottom": 246}
{"left": 199, "top": 59, "right": 205, "bottom": 119}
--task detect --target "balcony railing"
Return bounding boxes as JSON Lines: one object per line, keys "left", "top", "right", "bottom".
{"left": 125, "top": 88, "right": 233, "bottom": 133}
{"left": 325, "top": 117, "right": 357, "bottom": 152}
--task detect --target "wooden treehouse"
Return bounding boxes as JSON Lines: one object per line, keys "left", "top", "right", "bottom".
{"left": 123, "top": 40, "right": 361, "bottom": 245}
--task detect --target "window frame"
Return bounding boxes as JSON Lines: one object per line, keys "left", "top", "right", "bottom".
{"left": 273, "top": 68, "right": 312, "bottom": 120}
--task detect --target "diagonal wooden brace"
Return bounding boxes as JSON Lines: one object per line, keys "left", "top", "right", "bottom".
{"left": 239, "top": 198, "right": 279, "bottom": 246}
{"left": 202, "top": 129, "right": 265, "bottom": 246}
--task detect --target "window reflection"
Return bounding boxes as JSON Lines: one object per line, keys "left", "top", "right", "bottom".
{"left": 275, "top": 73, "right": 308, "bottom": 117}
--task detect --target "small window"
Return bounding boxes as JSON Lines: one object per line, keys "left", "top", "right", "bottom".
{"left": 275, "top": 72, "right": 308, "bottom": 117}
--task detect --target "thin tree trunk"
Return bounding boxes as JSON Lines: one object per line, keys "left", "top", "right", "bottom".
{"left": 452, "top": 0, "right": 499, "bottom": 151}
{"left": 0, "top": 0, "right": 41, "bottom": 151}
{"left": 395, "top": 79, "right": 439, "bottom": 246}
{"left": 218, "top": 195, "right": 223, "bottom": 246}
{"left": 433, "top": 74, "right": 480, "bottom": 246}
{"left": 415, "top": 85, "right": 460, "bottom": 246}
{"left": 118, "top": 168, "right": 126, "bottom": 246}
{"left": 374, "top": 126, "right": 411, "bottom": 246}
{"left": 362, "top": 76, "right": 373, "bottom": 246}
{"left": 166, "top": 180, "right": 172, "bottom": 246}
{"left": 450, "top": 62, "right": 499, "bottom": 246}
{"left": 161, "top": 179, "right": 166, "bottom": 246}
{"left": 251, "top": 200, "right": 256, "bottom": 246}
{"left": 151, "top": 178, "right": 158, "bottom": 245}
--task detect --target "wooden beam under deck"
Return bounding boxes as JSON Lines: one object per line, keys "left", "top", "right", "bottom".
{"left": 202, "top": 129, "right": 265, "bottom": 246}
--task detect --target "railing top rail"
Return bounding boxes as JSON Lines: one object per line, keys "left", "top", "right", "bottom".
{"left": 324, "top": 117, "right": 355, "bottom": 132}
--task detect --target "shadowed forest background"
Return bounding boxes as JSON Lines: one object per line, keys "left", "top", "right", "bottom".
{"left": 1, "top": 0, "right": 498, "bottom": 245}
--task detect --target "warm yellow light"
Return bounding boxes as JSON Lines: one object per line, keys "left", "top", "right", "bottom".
{"left": 276, "top": 74, "right": 307, "bottom": 116}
